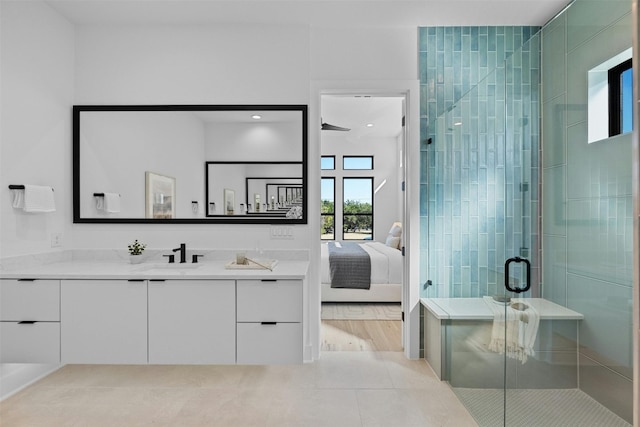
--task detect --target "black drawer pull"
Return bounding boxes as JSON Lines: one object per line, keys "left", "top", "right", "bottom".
{"left": 260, "top": 279, "right": 277, "bottom": 282}
{"left": 127, "top": 279, "right": 145, "bottom": 282}
{"left": 18, "top": 321, "right": 37, "bottom": 324}
{"left": 149, "top": 279, "right": 166, "bottom": 282}
{"left": 17, "top": 279, "right": 36, "bottom": 282}
{"left": 261, "top": 322, "right": 277, "bottom": 325}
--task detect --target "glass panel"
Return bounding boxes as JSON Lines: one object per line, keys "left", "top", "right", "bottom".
{"left": 424, "top": 18, "right": 632, "bottom": 426}
{"left": 428, "top": 30, "right": 544, "bottom": 426}
{"left": 433, "top": 72, "right": 509, "bottom": 424}
{"left": 343, "top": 156, "right": 373, "bottom": 170}
{"left": 343, "top": 177, "right": 373, "bottom": 240}
{"left": 620, "top": 66, "right": 633, "bottom": 133}
{"left": 321, "top": 156, "right": 335, "bottom": 170}
{"left": 321, "top": 178, "right": 335, "bottom": 240}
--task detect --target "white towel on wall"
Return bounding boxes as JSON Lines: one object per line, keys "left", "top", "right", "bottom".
{"left": 23, "top": 185, "right": 56, "bottom": 213}
{"left": 484, "top": 296, "right": 540, "bottom": 364}
{"left": 11, "top": 189, "right": 25, "bottom": 209}
{"left": 103, "top": 193, "right": 121, "bottom": 213}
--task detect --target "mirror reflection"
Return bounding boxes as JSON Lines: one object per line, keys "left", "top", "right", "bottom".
{"left": 73, "top": 105, "right": 307, "bottom": 224}
{"left": 206, "top": 162, "right": 303, "bottom": 218}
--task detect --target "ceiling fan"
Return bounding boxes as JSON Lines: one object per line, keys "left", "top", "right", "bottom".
{"left": 321, "top": 118, "right": 350, "bottom": 132}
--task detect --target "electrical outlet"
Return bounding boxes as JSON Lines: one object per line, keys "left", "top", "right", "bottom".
{"left": 51, "top": 232, "right": 62, "bottom": 247}
{"left": 270, "top": 226, "right": 294, "bottom": 239}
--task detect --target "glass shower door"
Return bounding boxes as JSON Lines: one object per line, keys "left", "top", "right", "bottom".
{"left": 430, "top": 73, "right": 512, "bottom": 423}
{"left": 427, "top": 31, "right": 541, "bottom": 426}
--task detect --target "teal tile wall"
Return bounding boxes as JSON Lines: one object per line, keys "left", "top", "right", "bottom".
{"left": 419, "top": 26, "right": 540, "bottom": 298}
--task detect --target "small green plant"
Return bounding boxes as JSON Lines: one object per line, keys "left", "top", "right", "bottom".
{"left": 127, "top": 239, "right": 147, "bottom": 255}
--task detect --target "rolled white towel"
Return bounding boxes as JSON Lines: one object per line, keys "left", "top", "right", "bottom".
{"left": 23, "top": 185, "right": 55, "bottom": 213}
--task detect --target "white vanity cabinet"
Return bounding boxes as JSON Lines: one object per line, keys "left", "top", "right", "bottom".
{"left": 148, "top": 279, "right": 236, "bottom": 364}
{"left": 236, "top": 279, "right": 303, "bottom": 364}
{"left": 0, "top": 279, "right": 61, "bottom": 363}
{"left": 61, "top": 279, "right": 147, "bottom": 364}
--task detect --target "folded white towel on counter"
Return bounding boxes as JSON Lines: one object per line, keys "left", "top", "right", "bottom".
{"left": 23, "top": 185, "right": 56, "bottom": 213}
{"left": 103, "top": 193, "right": 120, "bottom": 213}
{"left": 484, "top": 296, "right": 540, "bottom": 364}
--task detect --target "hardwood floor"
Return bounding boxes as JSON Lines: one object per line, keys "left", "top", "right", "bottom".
{"left": 321, "top": 319, "right": 402, "bottom": 352}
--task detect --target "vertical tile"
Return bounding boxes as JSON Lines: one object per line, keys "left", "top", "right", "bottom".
{"left": 420, "top": 26, "right": 541, "bottom": 298}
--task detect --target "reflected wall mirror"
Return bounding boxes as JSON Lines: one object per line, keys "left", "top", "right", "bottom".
{"left": 73, "top": 105, "right": 308, "bottom": 224}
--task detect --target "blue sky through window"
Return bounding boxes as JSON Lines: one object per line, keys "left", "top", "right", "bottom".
{"left": 321, "top": 156, "right": 335, "bottom": 170}
{"left": 321, "top": 178, "right": 334, "bottom": 202}
{"left": 344, "top": 178, "right": 372, "bottom": 204}
{"left": 621, "top": 67, "right": 633, "bottom": 134}
{"left": 343, "top": 157, "right": 373, "bottom": 170}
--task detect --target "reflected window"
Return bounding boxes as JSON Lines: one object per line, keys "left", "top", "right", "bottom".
{"left": 609, "top": 58, "right": 633, "bottom": 137}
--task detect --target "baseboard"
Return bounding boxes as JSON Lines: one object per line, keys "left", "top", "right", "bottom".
{"left": 0, "top": 363, "right": 62, "bottom": 401}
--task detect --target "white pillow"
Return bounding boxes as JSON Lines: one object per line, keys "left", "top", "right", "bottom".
{"left": 385, "top": 235, "right": 401, "bottom": 249}
{"left": 388, "top": 222, "right": 402, "bottom": 237}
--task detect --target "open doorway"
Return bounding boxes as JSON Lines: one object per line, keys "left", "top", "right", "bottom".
{"left": 319, "top": 94, "right": 406, "bottom": 352}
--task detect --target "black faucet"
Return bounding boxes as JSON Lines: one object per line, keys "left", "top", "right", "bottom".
{"left": 172, "top": 243, "right": 187, "bottom": 263}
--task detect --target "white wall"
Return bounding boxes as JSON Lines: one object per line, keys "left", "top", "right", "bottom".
{"left": 0, "top": 0, "right": 75, "bottom": 258}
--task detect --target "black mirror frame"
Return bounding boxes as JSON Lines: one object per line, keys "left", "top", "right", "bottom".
{"left": 73, "top": 104, "right": 308, "bottom": 224}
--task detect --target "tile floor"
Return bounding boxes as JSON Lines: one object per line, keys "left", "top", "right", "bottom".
{"left": 0, "top": 332, "right": 478, "bottom": 426}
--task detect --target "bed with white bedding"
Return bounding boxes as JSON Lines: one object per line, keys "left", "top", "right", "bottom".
{"left": 321, "top": 241, "right": 403, "bottom": 302}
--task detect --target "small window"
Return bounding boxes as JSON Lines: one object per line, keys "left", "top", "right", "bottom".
{"left": 588, "top": 48, "right": 632, "bottom": 143}
{"left": 321, "top": 156, "right": 335, "bottom": 170}
{"left": 343, "top": 156, "right": 373, "bottom": 170}
{"left": 343, "top": 177, "right": 373, "bottom": 240}
{"left": 321, "top": 178, "right": 335, "bottom": 240}
{"left": 609, "top": 58, "right": 633, "bottom": 137}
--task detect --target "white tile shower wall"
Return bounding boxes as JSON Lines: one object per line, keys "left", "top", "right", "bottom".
{"left": 541, "top": 0, "right": 633, "bottom": 422}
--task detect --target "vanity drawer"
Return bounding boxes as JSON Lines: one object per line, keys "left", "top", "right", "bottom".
{"left": 0, "top": 279, "right": 60, "bottom": 321}
{"left": 236, "top": 322, "right": 302, "bottom": 364}
{"left": 236, "top": 279, "right": 302, "bottom": 322}
{"left": 0, "top": 321, "right": 60, "bottom": 363}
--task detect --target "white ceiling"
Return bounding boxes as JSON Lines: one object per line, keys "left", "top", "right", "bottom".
{"left": 45, "top": 0, "right": 571, "bottom": 27}
{"left": 321, "top": 95, "right": 404, "bottom": 140}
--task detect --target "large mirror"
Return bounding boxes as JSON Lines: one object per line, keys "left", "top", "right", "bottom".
{"left": 73, "top": 105, "right": 307, "bottom": 224}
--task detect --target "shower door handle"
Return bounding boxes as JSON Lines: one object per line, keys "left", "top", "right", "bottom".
{"left": 504, "top": 256, "right": 531, "bottom": 294}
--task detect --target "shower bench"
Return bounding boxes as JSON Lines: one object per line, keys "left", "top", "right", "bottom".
{"left": 421, "top": 297, "right": 584, "bottom": 387}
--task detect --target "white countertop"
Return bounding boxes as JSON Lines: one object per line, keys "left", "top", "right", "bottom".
{"left": 0, "top": 259, "right": 309, "bottom": 281}
{"left": 421, "top": 297, "right": 584, "bottom": 320}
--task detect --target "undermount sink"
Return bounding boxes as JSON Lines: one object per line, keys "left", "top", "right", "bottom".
{"left": 136, "top": 263, "right": 202, "bottom": 270}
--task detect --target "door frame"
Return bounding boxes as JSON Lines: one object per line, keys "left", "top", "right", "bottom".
{"left": 309, "top": 80, "right": 421, "bottom": 360}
